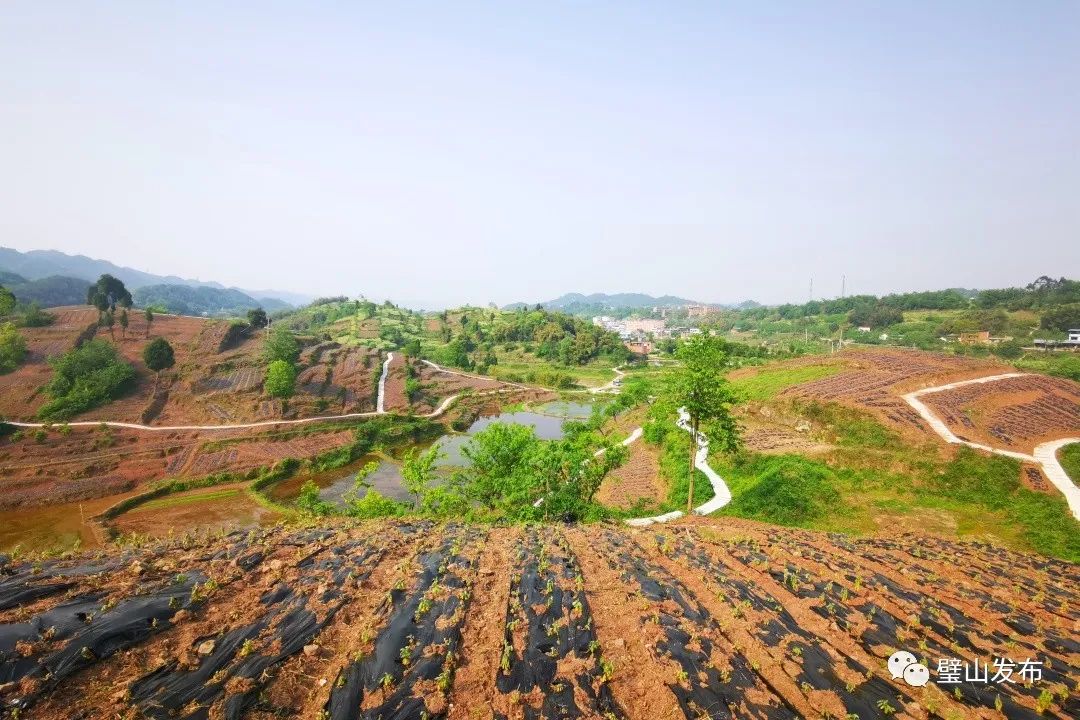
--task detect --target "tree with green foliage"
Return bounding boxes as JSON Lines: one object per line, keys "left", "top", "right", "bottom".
{"left": 991, "top": 340, "right": 1023, "bottom": 360}
{"left": 142, "top": 337, "right": 175, "bottom": 388}
{"left": 144, "top": 307, "right": 154, "bottom": 337}
{"left": 0, "top": 286, "right": 15, "bottom": 317}
{"left": 38, "top": 339, "right": 136, "bottom": 420}
{"left": 265, "top": 359, "right": 296, "bottom": 398}
{"left": 667, "top": 334, "right": 741, "bottom": 512}
{"left": 119, "top": 308, "right": 129, "bottom": 338}
{"left": 401, "top": 445, "right": 441, "bottom": 509}
{"left": 1040, "top": 304, "right": 1079, "bottom": 333}
{"left": 0, "top": 322, "right": 27, "bottom": 374}
{"left": 86, "top": 274, "right": 133, "bottom": 313}
{"left": 440, "top": 422, "right": 626, "bottom": 520}
{"left": 263, "top": 327, "right": 300, "bottom": 364}
{"left": 102, "top": 309, "right": 115, "bottom": 340}
{"left": 246, "top": 308, "right": 268, "bottom": 329}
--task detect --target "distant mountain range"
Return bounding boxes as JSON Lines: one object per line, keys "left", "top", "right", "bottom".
{"left": 503, "top": 292, "right": 760, "bottom": 314}
{"left": 0, "top": 247, "right": 308, "bottom": 315}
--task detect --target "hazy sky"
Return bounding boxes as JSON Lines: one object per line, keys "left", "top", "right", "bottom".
{"left": 2, "top": 2, "right": 1077, "bottom": 308}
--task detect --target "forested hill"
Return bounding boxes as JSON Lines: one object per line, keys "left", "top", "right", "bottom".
{"left": 0, "top": 246, "right": 304, "bottom": 308}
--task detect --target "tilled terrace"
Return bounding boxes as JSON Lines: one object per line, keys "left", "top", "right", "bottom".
{"left": 0, "top": 518, "right": 1076, "bottom": 719}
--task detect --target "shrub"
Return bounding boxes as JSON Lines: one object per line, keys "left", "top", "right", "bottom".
{"left": 142, "top": 337, "right": 176, "bottom": 374}
{"left": 37, "top": 339, "right": 136, "bottom": 420}
{"left": 346, "top": 489, "right": 408, "bottom": 519}
{"left": 0, "top": 322, "right": 27, "bottom": 374}
{"left": 15, "top": 303, "right": 54, "bottom": 328}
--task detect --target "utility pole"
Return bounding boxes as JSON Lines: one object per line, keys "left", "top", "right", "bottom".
{"left": 841, "top": 274, "right": 846, "bottom": 299}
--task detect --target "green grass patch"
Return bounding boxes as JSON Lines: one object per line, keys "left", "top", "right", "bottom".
{"left": 1013, "top": 353, "right": 1080, "bottom": 382}
{"left": 1060, "top": 443, "right": 1080, "bottom": 483}
{"left": 729, "top": 363, "right": 845, "bottom": 402}
{"left": 135, "top": 488, "right": 241, "bottom": 511}
{"left": 717, "top": 454, "right": 843, "bottom": 527}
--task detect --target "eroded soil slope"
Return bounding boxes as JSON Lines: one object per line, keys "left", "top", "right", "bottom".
{"left": 2, "top": 518, "right": 1076, "bottom": 719}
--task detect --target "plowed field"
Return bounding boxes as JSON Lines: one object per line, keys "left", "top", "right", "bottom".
{"left": 921, "top": 375, "right": 1080, "bottom": 453}
{"left": 2, "top": 517, "right": 1076, "bottom": 719}
{"left": 780, "top": 349, "right": 1004, "bottom": 435}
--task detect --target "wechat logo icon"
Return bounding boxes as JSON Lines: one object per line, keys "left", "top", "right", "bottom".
{"left": 889, "top": 650, "right": 930, "bottom": 687}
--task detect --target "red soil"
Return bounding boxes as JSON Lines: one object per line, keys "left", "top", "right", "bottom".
{"left": 922, "top": 373, "right": 1080, "bottom": 453}
{"left": 7, "top": 517, "right": 1076, "bottom": 719}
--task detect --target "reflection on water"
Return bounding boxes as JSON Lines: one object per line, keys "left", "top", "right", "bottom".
{"left": 274, "top": 399, "right": 601, "bottom": 506}
{"left": 320, "top": 460, "right": 410, "bottom": 505}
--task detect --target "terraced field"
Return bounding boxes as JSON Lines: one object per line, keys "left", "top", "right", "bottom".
{"left": 781, "top": 349, "right": 1002, "bottom": 435}
{"left": 921, "top": 375, "right": 1080, "bottom": 454}
{"left": 2, "top": 518, "right": 1076, "bottom": 719}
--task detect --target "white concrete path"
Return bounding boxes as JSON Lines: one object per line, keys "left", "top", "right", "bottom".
{"left": 5, "top": 354, "right": 523, "bottom": 433}
{"left": 902, "top": 373, "right": 1080, "bottom": 520}
{"left": 625, "top": 407, "right": 733, "bottom": 526}
{"left": 376, "top": 352, "right": 393, "bottom": 413}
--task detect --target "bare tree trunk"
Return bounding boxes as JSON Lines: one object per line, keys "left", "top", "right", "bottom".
{"left": 687, "top": 416, "right": 697, "bottom": 514}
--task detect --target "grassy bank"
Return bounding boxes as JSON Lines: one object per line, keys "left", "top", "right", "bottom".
{"left": 712, "top": 404, "right": 1080, "bottom": 561}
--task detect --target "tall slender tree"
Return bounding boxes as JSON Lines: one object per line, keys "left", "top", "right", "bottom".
{"left": 667, "top": 334, "right": 740, "bottom": 512}
{"left": 119, "top": 309, "right": 129, "bottom": 338}
{"left": 144, "top": 307, "right": 154, "bottom": 337}
{"left": 102, "top": 309, "right": 115, "bottom": 340}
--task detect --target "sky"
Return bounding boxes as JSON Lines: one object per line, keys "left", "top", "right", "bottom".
{"left": 1, "top": 2, "right": 1077, "bottom": 309}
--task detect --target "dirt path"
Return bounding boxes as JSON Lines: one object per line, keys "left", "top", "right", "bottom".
{"left": 903, "top": 372, "right": 1080, "bottom": 519}
{"left": 588, "top": 365, "right": 625, "bottom": 394}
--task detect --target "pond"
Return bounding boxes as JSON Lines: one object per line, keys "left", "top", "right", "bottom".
{"left": 271, "top": 398, "right": 603, "bottom": 508}
{"left": 0, "top": 400, "right": 605, "bottom": 553}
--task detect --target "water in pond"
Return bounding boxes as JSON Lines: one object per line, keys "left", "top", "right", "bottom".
{"left": 271, "top": 399, "right": 601, "bottom": 506}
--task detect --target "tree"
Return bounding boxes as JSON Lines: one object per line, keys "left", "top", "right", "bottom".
{"left": 263, "top": 327, "right": 300, "bottom": 364}
{"left": 265, "top": 359, "right": 296, "bottom": 398}
{"left": 86, "top": 274, "right": 132, "bottom": 312}
{"left": 0, "top": 286, "right": 15, "bottom": 317}
{"left": 1040, "top": 304, "right": 1080, "bottom": 333}
{"left": 119, "top": 309, "right": 129, "bottom": 338}
{"left": 142, "top": 337, "right": 175, "bottom": 387}
{"left": 144, "top": 307, "right": 154, "bottom": 337}
{"left": 401, "top": 446, "right": 441, "bottom": 509}
{"left": 991, "top": 341, "right": 1023, "bottom": 360}
{"left": 246, "top": 308, "right": 268, "bottom": 329}
{"left": 667, "top": 334, "right": 741, "bottom": 512}
{"left": 102, "top": 309, "right": 115, "bottom": 340}
{"left": 0, "top": 322, "right": 27, "bottom": 374}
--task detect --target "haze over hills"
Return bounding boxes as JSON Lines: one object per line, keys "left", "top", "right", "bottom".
{"left": 0, "top": 247, "right": 308, "bottom": 307}
{"left": 503, "top": 292, "right": 761, "bottom": 314}
{"left": 0, "top": 247, "right": 306, "bottom": 314}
